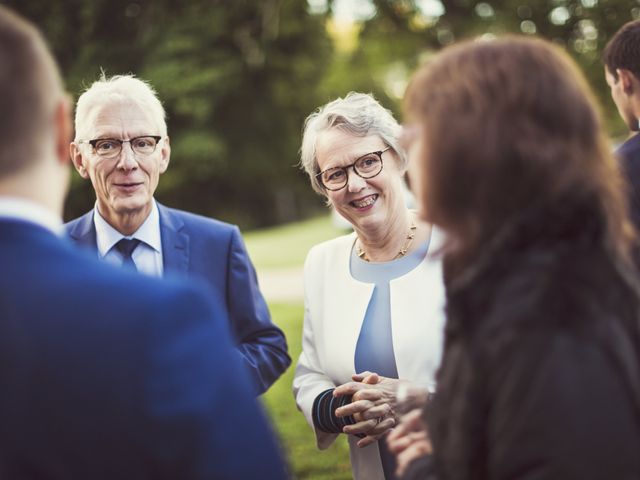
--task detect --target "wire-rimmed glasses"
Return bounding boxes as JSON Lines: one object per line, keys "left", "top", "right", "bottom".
{"left": 78, "top": 135, "right": 162, "bottom": 159}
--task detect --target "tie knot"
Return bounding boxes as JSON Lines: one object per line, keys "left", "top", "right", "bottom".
{"left": 115, "top": 238, "right": 141, "bottom": 258}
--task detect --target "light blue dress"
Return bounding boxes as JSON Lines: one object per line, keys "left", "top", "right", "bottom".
{"left": 351, "top": 235, "right": 432, "bottom": 480}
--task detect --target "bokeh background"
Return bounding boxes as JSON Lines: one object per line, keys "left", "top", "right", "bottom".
{"left": 4, "top": 0, "right": 638, "bottom": 229}
{"left": 5, "top": 1, "right": 640, "bottom": 478}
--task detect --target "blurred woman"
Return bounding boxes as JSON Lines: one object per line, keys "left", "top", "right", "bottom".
{"left": 293, "top": 92, "right": 446, "bottom": 480}
{"left": 388, "top": 36, "right": 640, "bottom": 479}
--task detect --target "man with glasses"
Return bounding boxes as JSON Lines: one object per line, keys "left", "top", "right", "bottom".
{"left": 66, "top": 75, "right": 290, "bottom": 395}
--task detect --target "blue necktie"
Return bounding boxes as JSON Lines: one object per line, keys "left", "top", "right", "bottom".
{"left": 115, "top": 238, "right": 141, "bottom": 271}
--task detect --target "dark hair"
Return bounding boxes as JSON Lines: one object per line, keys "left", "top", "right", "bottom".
{"left": 404, "top": 36, "right": 633, "bottom": 274}
{"left": 603, "top": 19, "right": 640, "bottom": 80}
{"left": 0, "top": 5, "right": 63, "bottom": 177}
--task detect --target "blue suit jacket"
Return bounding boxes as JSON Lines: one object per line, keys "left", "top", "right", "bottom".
{"left": 617, "top": 134, "right": 640, "bottom": 267}
{"left": 0, "top": 218, "right": 288, "bottom": 479}
{"left": 66, "top": 203, "right": 290, "bottom": 394}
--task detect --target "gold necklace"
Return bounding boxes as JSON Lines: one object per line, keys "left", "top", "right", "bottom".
{"left": 356, "top": 219, "right": 417, "bottom": 262}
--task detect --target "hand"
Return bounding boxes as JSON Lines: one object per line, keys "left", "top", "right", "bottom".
{"left": 386, "top": 408, "right": 432, "bottom": 477}
{"left": 333, "top": 371, "right": 405, "bottom": 447}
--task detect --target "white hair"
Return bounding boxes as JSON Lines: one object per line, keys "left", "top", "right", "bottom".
{"left": 74, "top": 74, "right": 167, "bottom": 141}
{"left": 300, "top": 92, "right": 407, "bottom": 195}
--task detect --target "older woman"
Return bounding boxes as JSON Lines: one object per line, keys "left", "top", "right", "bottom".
{"left": 292, "top": 92, "right": 446, "bottom": 480}
{"left": 388, "top": 37, "right": 640, "bottom": 479}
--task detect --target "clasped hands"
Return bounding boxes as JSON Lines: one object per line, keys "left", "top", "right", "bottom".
{"left": 332, "top": 371, "right": 403, "bottom": 448}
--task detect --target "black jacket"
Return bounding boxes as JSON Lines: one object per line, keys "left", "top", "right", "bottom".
{"left": 406, "top": 205, "right": 640, "bottom": 480}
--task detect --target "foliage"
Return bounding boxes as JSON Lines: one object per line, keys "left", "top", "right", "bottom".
{"left": 3, "top": 0, "right": 639, "bottom": 229}
{"left": 3, "top": 0, "right": 332, "bottom": 228}
{"left": 335, "top": 0, "right": 640, "bottom": 135}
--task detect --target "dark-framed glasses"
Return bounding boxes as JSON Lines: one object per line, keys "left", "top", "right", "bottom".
{"left": 78, "top": 135, "right": 162, "bottom": 159}
{"left": 316, "top": 146, "right": 389, "bottom": 191}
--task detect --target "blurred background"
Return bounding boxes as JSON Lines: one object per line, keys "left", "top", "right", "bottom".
{"left": 5, "top": 1, "right": 639, "bottom": 477}
{"left": 3, "top": 0, "right": 638, "bottom": 229}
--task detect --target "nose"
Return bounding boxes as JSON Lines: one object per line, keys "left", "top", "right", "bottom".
{"left": 116, "top": 143, "right": 138, "bottom": 171}
{"left": 346, "top": 167, "right": 366, "bottom": 192}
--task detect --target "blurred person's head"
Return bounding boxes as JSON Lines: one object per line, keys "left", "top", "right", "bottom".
{"left": 0, "top": 5, "right": 71, "bottom": 212}
{"left": 300, "top": 92, "right": 411, "bottom": 236}
{"left": 404, "top": 36, "right": 631, "bottom": 271}
{"left": 70, "top": 75, "right": 171, "bottom": 235}
{"left": 603, "top": 20, "right": 640, "bottom": 132}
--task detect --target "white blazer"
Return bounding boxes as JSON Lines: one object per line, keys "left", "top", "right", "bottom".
{"left": 293, "top": 230, "right": 447, "bottom": 480}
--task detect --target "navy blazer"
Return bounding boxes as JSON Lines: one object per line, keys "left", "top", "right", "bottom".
{"left": 617, "top": 134, "right": 640, "bottom": 267}
{"left": 0, "top": 218, "right": 288, "bottom": 479}
{"left": 618, "top": 134, "right": 640, "bottom": 229}
{"left": 66, "top": 203, "right": 291, "bottom": 394}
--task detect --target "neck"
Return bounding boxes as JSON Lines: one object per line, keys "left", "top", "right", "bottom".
{"left": 0, "top": 162, "right": 66, "bottom": 219}
{"left": 356, "top": 207, "right": 413, "bottom": 262}
{"left": 98, "top": 203, "right": 151, "bottom": 236}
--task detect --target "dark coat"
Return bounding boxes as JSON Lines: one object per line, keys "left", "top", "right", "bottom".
{"left": 406, "top": 205, "right": 640, "bottom": 480}
{"left": 617, "top": 133, "right": 640, "bottom": 269}
{"left": 0, "top": 219, "right": 288, "bottom": 479}
{"left": 617, "top": 133, "right": 640, "bottom": 234}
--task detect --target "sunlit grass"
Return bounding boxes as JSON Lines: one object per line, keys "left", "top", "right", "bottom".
{"left": 262, "top": 302, "right": 352, "bottom": 479}
{"left": 246, "top": 215, "right": 352, "bottom": 478}
{"left": 244, "top": 214, "right": 347, "bottom": 271}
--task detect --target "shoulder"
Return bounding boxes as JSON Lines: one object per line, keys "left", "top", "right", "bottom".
{"left": 617, "top": 133, "right": 640, "bottom": 156}
{"left": 617, "top": 134, "right": 640, "bottom": 171}
{"left": 305, "top": 232, "right": 355, "bottom": 268}
{"left": 307, "top": 231, "right": 356, "bottom": 257}
{"left": 160, "top": 205, "right": 236, "bottom": 234}
{"left": 64, "top": 210, "right": 94, "bottom": 236}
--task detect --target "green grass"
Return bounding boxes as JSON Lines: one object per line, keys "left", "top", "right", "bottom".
{"left": 244, "top": 214, "right": 348, "bottom": 271}
{"left": 245, "top": 215, "right": 353, "bottom": 478}
{"left": 262, "top": 302, "right": 352, "bottom": 479}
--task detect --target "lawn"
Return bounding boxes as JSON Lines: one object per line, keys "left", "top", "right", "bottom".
{"left": 245, "top": 214, "right": 354, "bottom": 479}
{"left": 244, "top": 214, "right": 348, "bottom": 271}
{"left": 262, "top": 302, "right": 352, "bottom": 479}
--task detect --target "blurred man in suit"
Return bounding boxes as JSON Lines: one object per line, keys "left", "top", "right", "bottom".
{"left": 604, "top": 20, "right": 640, "bottom": 259}
{"left": 0, "top": 6, "right": 288, "bottom": 479}
{"left": 65, "top": 75, "right": 290, "bottom": 395}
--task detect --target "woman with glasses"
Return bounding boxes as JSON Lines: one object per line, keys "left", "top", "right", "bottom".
{"left": 293, "top": 92, "right": 446, "bottom": 480}
{"left": 387, "top": 37, "right": 640, "bottom": 479}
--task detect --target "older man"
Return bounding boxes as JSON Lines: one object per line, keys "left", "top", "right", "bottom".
{"left": 66, "top": 75, "right": 290, "bottom": 394}
{"left": 0, "top": 5, "right": 287, "bottom": 479}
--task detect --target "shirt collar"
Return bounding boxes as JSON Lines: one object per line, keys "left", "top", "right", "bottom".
{"left": 0, "top": 196, "right": 63, "bottom": 235}
{"left": 94, "top": 199, "right": 162, "bottom": 258}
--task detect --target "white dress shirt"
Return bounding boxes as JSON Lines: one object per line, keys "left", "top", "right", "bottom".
{"left": 0, "top": 196, "right": 63, "bottom": 235}
{"left": 94, "top": 199, "right": 163, "bottom": 277}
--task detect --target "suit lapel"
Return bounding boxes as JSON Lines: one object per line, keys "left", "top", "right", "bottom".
{"left": 67, "top": 210, "right": 98, "bottom": 250}
{"left": 158, "top": 203, "right": 190, "bottom": 276}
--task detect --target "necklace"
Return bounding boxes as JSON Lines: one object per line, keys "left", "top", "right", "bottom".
{"left": 356, "top": 218, "right": 418, "bottom": 262}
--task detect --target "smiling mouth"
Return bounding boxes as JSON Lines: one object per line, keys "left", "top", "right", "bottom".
{"left": 114, "top": 182, "right": 143, "bottom": 190}
{"left": 351, "top": 194, "right": 378, "bottom": 208}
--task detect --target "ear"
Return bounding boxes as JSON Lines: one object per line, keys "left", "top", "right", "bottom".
{"left": 159, "top": 135, "right": 171, "bottom": 174}
{"left": 617, "top": 69, "right": 636, "bottom": 95}
{"left": 69, "top": 142, "right": 90, "bottom": 179}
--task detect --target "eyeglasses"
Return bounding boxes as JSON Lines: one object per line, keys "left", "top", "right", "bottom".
{"left": 316, "top": 147, "right": 389, "bottom": 191}
{"left": 78, "top": 136, "right": 162, "bottom": 159}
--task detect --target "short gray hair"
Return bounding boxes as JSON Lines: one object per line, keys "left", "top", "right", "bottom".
{"left": 300, "top": 92, "right": 407, "bottom": 195}
{"left": 74, "top": 74, "right": 167, "bottom": 141}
